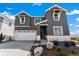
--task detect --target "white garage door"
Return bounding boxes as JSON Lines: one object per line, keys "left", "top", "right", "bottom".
{"left": 14, "top": 30, "right": 36, "bottom": 41}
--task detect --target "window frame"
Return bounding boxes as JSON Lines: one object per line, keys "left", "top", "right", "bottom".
{"left": 34, "top": 18, "right": 41, "bottom": 24}
{"left": 9, "top": 23, "right": 11, "bottom": 26}
{"left": 53, "top": 26, "right": 63, "bottom": 36}
{"left": 19, "top": 15, "right": 26, "bottom": 24}
{"left": 53, "top": 10, "right": 61, "bottom": 21}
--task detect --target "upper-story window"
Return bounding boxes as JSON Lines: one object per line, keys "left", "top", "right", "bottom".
{"left": 9, "top": 23, "right": 11, "bottom": 26}
{"left": 53, "top": 10, "right": 61, "bottom": 21}
{"left": 34, "top": 18, "right": 41, "bottom": 24}
{"left": 19, "top": 16, "right": 26, "bottom": 24}
{"left": 0, "top": 17, "right": 3, "bottom": 22}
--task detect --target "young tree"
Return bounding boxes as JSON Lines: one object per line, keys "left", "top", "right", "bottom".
{"left": 0, "top": 33, "right": 4, "bottom": 42}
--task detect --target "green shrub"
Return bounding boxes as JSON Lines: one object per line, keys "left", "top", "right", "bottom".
{"left": 0, "top": 33, "right": 4, "bottom": 42}
{"left": 53, "top": 41, "right": 59, "bottom": 46}
{"left": 55, "top": 51, "right": 67, "bottom": 56}
{"left": 57, "top": 48, "right": 61, "bottom": 52}
{"left": 64, "top": 41, "right": 70, "bottom": 47}
{"left": 71, "top": 50, "right": 76, "bottom": 54}
{"left": 70, "top": 41, "right": 76, "bottom": 46}
{"left": 71, "top": 37, "right": 75, "bottom": 40}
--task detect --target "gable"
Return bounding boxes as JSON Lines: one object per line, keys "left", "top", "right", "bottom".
{"left": 19, "top": 12, "right": 27, "bottom": 15}
{"left": 45, "top": 5, "right": 67, "bottom": 13}
{"left": 15, "top": 11, "right": 31, "bottom": 17}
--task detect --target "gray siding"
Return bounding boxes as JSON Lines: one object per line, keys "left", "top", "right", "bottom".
{"left": 30, "top": 17, "right": 36, "bottom": 30}
{"left": 46, "top": 10, "right": 70, "bottom": 35}
{"left": 15, "top": 14, "right": 44, "bottom": 30}
{"left": 36, "top": 25, "right": 40, "bottom": 35}
{"left": 15, "top": 15, "right": 30, "bottom": 26}
{"left": 15, "top": 13, "right": 31, "bottom": 30}
{"left": 15, "top": 8, "right": 70, "bottom": 36}
{"left": 15, "top": 27, "right": 31, "bottom": 30}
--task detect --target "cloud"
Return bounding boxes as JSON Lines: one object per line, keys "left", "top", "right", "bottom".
{"left": 75, "top": 25, "right": 79, "bottom": 27}
{"left": 76, "top": 18, "right": 79, "bottom": 21}
{"left": 67, "top": 10, "right": 79, "bottom": 15}
{"left": 70, "top": 32, "right": 75, "bottom": 35}
{"left": 70, "top": 30, "right": 79, "bottom": 35}
{"left": 32, "top": 3, "right": 42, "bottom": 6}
{"left": 75, "top": 30, "right": 79, "bottom": 35}
{"left": 69, "top": 24, "right": 73, "bottom": 26}
{"left": 6, "top": 7, "right": 14, "bottom": 10}
{"left": 1, "top": 11, "right": 15, "bottom": 20}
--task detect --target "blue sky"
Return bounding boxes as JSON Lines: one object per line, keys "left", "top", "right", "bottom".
{"left": 0, "top": 3, "right": 79, "bottom": 35}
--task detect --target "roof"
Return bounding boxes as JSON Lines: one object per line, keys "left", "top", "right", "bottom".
{"left": 15, "top": 5, "right": 67, "bottom": 17}
{"left": 45, "top": 4, "right": 67, "bottom": 13}
{"left": 15, "top": 11, "right": 32, "bottom": 17}
{"left": 0, "top": 13, "right": 14, "bottom": 23}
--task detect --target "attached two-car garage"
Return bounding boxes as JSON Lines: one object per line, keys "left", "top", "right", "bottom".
{"left": 14, "top": 30, "right": 36, "bottom": 41}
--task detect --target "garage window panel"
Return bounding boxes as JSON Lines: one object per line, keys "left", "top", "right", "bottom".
{"left": 18, "top": 30, "right": 21, "bottom": 32}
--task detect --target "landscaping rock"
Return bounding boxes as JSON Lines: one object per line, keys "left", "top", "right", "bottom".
{"left": 34, "top": 47, "right": 43, "bottom": 56}
{"left": 46, "top": 41, "right": 54, "bottom": 49}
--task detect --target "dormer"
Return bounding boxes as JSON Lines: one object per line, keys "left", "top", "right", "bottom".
{"left": 45, "top": 5, "right": 67, "bottom": 21}
{"left": 15, "top": 11, "right": 31, "bottom": 26}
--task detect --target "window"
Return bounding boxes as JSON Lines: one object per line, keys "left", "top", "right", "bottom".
{"left": 55, "top": 10, "right": 60, "bottom": 13}
{"left": 9, "top": 23, "right": 11, "bottom": 26}
{"left": 34, "top": 18, "right": 41, "bottom": 24}
{"left": 18, "top": 30, "right": 21, "bottom": 32}
{"left": 54, "top": 14, "right": 58, "bottom": 20}
{"left": 19, "top": 16, "right": 26, "bottom": 24}
{"left": 53, "top": 10, "right": 61, "bottom": 21}
{"left": 53, "top": 26, "right": 63, "bottom": 35}
{"left": 0, "top": 17, "right": 3, "bottom": 22}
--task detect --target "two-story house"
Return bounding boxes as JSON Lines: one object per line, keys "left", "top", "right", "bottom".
{"left": 14, "top": 5, "right": 70, "bottom": 41}
{"left": 0, "top": 13, "right": 14, "bottom": 40}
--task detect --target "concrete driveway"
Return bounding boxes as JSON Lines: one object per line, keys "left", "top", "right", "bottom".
{"left": 0, "top": 41, "right": 33, "bottom": 51}
{"left": 0, "top": 41, "right": 33, "bottom": 56}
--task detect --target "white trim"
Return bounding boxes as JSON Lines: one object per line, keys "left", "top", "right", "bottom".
{"left": 15, "top": 11, "right": 45, "bottom": 17}
{"left": 53, "top": 10, "right": 61, "bottom": 21}
{"left": 19, "top": 15, "right": 26, "bottom": 24}
{"left": 0, "top": 13, "right": 14, "bottom": 23}
{"left": 15, "top": 30, "right": 36, "bottom": 33}
{"left": 15, "top": 11, "right": 31, "bottom": 17}
{"left": 45, "top": 4, "right": 67, "bottom": 13}
{"left": 47, "top": 35, "right": 70, "bottom": 41}
{"left": 35, "top": 19, "right": 47, "bottom": 25}
{"left": 15, "top": 5, "right": 67, "bottom": 18}
{"left": 39, "top": 24, "right": 48, "bottom": 26}
{"left": 15, "top": 26, "right": 30, "bottom": 27}
{"left": 53, "top": 26, "right": 63, "bottom": 36}
{"left": 36, "top": 35, "right": 40, "bottom": 41}
{"left": 32, "top": 16, "right": 44, "bottom": 17}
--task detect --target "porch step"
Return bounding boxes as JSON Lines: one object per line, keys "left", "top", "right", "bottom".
{"left": 41, "top": 40, "right": 48, "bottom": 45}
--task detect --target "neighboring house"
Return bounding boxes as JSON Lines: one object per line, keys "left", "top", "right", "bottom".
{"left": 0, "top": 13, "right": 14, "bottom": 40}
{"left": 14, "top": 5, "right": 70, "bottom": 41}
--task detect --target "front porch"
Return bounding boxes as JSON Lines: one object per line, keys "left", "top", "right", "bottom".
{"left": 40, "top": 26, "right": 47, "bottom": 40}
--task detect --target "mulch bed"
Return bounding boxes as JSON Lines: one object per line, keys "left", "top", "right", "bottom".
{"left": 30, "top": 45, "right": 79, "bottom": 56}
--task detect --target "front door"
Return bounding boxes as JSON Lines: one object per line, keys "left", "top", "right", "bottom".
{"left": 40, "top": 26, "right": 47, "bottom": 39}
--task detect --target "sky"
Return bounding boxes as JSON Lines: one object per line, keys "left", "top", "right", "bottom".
{"left": 0, "top": 3, "right": 79, "bottom": 35}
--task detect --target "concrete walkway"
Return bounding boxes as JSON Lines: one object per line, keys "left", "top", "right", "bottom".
{"left": 0, "top": 41, "right": 33, "bottom": 56}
